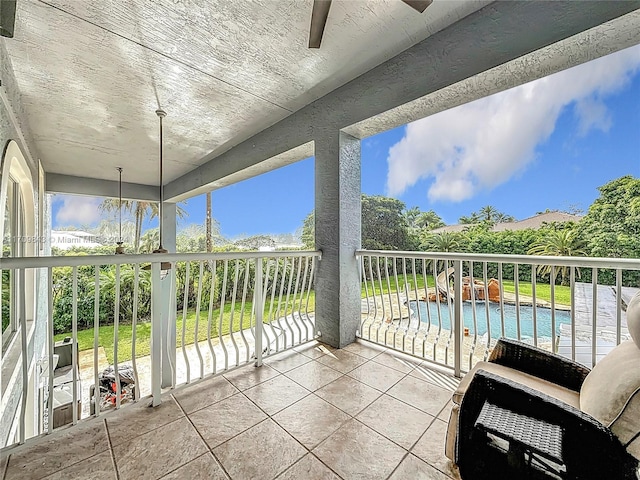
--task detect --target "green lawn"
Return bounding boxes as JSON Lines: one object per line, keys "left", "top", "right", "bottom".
{"left": 361, "top": 273, "right": 434, "bottom": 296}
{"left": 55, "top": 293, "right": 316, "bottom": 364}
{"left": 57, "top": 274, "right": 571, "bottom": 363}
{"left": 362, "top": 273, "right": 571, "bottom": 307}
{"left": 502, "top": 281, "right": 571, "bottom": 307}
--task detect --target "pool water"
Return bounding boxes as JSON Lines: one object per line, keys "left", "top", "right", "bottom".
{"left": 410, "top": 300, "right": 571, "bottom": 341}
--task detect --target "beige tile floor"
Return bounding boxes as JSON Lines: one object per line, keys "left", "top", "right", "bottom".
{"left": 2, "top": 340, "right": 462, "bottom": 480}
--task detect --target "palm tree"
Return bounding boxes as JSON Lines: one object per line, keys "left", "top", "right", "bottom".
{"left": 134, "top": 202, "right": 159, "bottom": 252}
{"left": 416, "top": 210, "right": 445, "bottom": 230}
{"left": 206, "top": 191, "right": 212, "bottom": 252}
{"left": 420, "top": 232, "right": 464, "bottom": 272}
{"left": 140, "top": 229, "right": 159, "bottom": 253}
{"left": 100, "top": 199, "right": 151, "bottom": 253}
{"left": 528, "top": 229, "right": 587, "bottom": 285}
{"left": 96, "top": 265, "right": 152, "bottom": 321}
{"left": 421, "top": 232, "right": 464, "bottom": 252}
{"left": 460, "top": 207, "right": 514, "bottom": 225}
{"left": 479, "top": 205, "right": 499, "bottom": 223}
{"left": 495, "top": 212, "right": 515, "bottom": 223}
{"left": 403, "top": 206, "right": 421, "bottom": 230}
{"left": 459, "top": 213, "right": 480, "bottom": 224}
{"left": 99, "top": 198, "right": 134, "bottom": 239}
{"left": 100, "top": 200, "right": 188, "bottom": 253}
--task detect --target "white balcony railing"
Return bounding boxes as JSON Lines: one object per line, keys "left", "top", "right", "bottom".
{"left": 356, "top": 250, "right": 640, "bottom": 377}
{"left": 5, "top": 247, "right": 639, "bottom": 451}
{"left": 0, "top": 250, "right": 320, "bottom": 449}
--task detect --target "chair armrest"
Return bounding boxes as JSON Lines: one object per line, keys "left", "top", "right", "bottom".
{"left": 488, "top": 337, "right": 590, "bottom": 392}
{"left": 457, "top": 370, "right": 639, "bottom": 479}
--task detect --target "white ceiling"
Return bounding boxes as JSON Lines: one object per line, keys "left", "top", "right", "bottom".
{"left": 4, "top": 0, "right": 489, "bottom": 185}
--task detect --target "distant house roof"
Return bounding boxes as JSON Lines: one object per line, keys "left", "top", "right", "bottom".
{"left": 51, "top": 230, "right": 102, "bottom": 250}
{"left": 66, "top": 231, "right": 96, "bottom": 238}
{"left": 430, "top": 224, "right": 473, "bottom": 234}
{"left": 430, "top": 211, "right": 583, "bottom": 234}
{"left": 491, "top": 212, "right": 583, "bottom": 232}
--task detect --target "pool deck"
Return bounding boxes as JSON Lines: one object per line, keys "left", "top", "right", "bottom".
{"left": 556, "top": 282, "right": 638, "bottom": 366}
{"left": 375, "top": 282, "right": 638, "bottom": 368}
{"left": 572, "top": 282, "right": 636, "bottom": 330}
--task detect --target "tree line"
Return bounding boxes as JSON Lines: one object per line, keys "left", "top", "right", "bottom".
{"left": 49, "top": 175, "right": 638, "bottom": 333}
{"left": 301, "top": 176, "right": 640, "bottom": 286}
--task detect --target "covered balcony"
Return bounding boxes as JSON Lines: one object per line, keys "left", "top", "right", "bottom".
{"left": 1, "top": 1, "right": 640, "bottom": 479}
{"left": 3, "top": 339, "right": 462, "bottom": 480}
{"left": 1, "top": 248, "right": 639, "bottom": 479}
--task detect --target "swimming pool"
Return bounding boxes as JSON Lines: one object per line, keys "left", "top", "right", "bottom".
{"left": 410, "top": 300, "right": 571, "bottom": 341}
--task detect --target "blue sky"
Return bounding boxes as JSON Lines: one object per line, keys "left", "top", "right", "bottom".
{"left": 53, "top": 45, "right": 640, "bottom": 237}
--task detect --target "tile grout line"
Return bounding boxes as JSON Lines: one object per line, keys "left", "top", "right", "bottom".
{"left": 290, "top": 343, "right": 402, "bottom": 387}
{"left": 434, "top": 401, "right": 452, "bottom": 421}
{"left": 222, "top": 364, "right": 281, "bottom": 392}
{"left": 316, "top": 382, "right": 383, "bottom": 418}
{"left": 248, "top": 387, "right": 316, "bottom": 418}
{"left": 5, "top": 424, "right": 115, "bottom": 480}
{"left": 382, "top": 382, "right": 452, "bottom": 418}
{"left": 179, "top": 344, "right": 448, "bottom": 479}
{"left": 294, "top": 347, "right": 329, "bottom": 358}
{"left": 266, "top": 409, "right": 346, "bottom": 480}
{"left": 351, "top": 399, "right": 440, "bottom": 452}
{"left": 173, "top": 379, "right": 241, "bottom": 416}
{"left": 106, "top": 397, "right": 186, "bottom": 448}
{"left": 262, "top": 392, "right": 353, "bottom": 480}
{"left": 378, "top": 401, "right": 448, "bottom": 480}
{"left": 355, "top": 338, "right": 461, "bottom": 385}
{"left": 264, "top": 354, "right": 314, "bottom": 375}
{"left": 312, "top": 415, "right": 412, "bottom": 480}
{"left": 301, "top": 346, "right": 414, "bottom": 479}
{"left": 182, "top": 385, "right": 285, "bottom": 454}
{"left": 343, "top": 356, "right": 452, "bottom": 480}
{"left": 238, "top": 389, "right": 282, "bottom": 420}
{"left": 383, "top": 450, "right": 412, "bottom": 480}
{"left": 405, "top": 412, "right": 460, "bottom": 480}
{"left": 239, "top": 355, "right": 354, "bottom": 480}
{"left": 281, "top": 348, "right": 419, "bottom": 416}
{"left": 409, "top": 366, "right": 461, "bottom": 391}
{"left": 279, "top": 359, "right": 346, "bottom": 392}
{"left": 274, "top": 343, "right": 454, "bottom": 479}
{"left": 191, "top": 402, "right": 315, "bottom": 480}
{"left": 220, "top": 343, "right": 443, "bottom": 480}
{"left": 170, "top": 393, "right": 233, "bottom": 480}
{"left": 103, "top": 418, "right": 121, "bottom": 480}
{"left": 304, "top": 451, "right": 347, "bottom": 480}
{"left": 13, "top": 344, "right": 448, "bottom": 480}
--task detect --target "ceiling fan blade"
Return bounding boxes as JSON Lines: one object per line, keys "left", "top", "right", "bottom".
{"left": 401, "top": 0, "right": 433, "bottom": 13}
{"left": 309, "top": 0, "right": 332, "bottom": 49}
{"left": 0, "top": 0, "right": 17, "bottom": 38}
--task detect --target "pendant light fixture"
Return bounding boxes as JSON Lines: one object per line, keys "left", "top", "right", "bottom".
{"left": 115, "top": 167, "right": 125, "bottom": 254}
{"left": 153, "top": 108, "right": 171, "bottom": 274}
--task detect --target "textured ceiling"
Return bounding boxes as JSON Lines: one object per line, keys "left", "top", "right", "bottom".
{"left": 4, "top": 0, "right": 488, "bottom": 185}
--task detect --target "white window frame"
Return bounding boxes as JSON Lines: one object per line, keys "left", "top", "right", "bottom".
{"left": 2, "top": 177, "right": 21, "bottom": 350}
{"left": 0, "top": 141, "right": 36, "bottom": 357}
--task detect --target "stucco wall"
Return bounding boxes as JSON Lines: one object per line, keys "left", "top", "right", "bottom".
{"left": 0, "top": 37, "right": 47, "bottom": 447}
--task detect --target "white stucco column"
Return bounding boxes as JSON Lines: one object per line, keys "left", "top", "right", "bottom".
{"left": 160, "top": 201, "right": 176, "bottom": 388}
{"left": 161, "top": 202, "right": 176, "bottom": 252}
{"left": 314, "top": 130, "right": 361, "bottom": 348}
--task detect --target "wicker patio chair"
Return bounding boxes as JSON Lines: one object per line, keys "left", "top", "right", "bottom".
{"left": 450, "top": 337, "right": 640, "bottom": 479}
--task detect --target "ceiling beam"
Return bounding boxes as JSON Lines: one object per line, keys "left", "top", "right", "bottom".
{"left": 344, "top": 9, "right": 640, "bottom": 139}
{"left": 47, "top": 173, "right": 160, "bottom": 202}
{"left": 164, "top": 1, "right": 640, "bottom": 201}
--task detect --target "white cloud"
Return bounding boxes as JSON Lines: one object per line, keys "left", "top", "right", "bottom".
{"left": 386, "top": 45, "right": 640, "bottom": 202}
{"left": 575, "top": 97, "right": 612, "bottom": 136}
{"left": 55, "top": 195, "right": 102, "bottom": 226}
